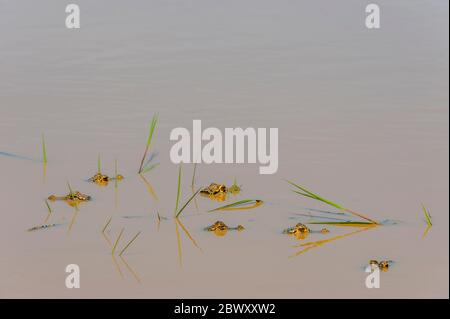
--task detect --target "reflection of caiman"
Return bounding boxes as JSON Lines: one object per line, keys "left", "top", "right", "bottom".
{"left": 48, "top": 191, "right": 91, "bottom": 205}
{"left": 205, "top": 221, "right": 244, "bottom": 237}
{"left": 89, "top": 173, "right": 124, "bottom": 186}
{"left": 283, "top": 223, "right": 329, "bottom": 240}
{"left": 200, "top": 182, "right": 241, "bottom": 201}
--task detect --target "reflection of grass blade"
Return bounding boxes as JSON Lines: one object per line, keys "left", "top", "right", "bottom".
{"left": 119, "top": 256, "right": 141, "bottom": 283}
{"left": 138, "top": 114, "right": 158, "bottom": 173}
{"left": 208, "top": 199, "right": 263, "bottom": 212}
{"left": 112, "top": 228, "right": 125, "bottom": 255}
{"left": 175, "top": 218, "right": 202, "bottom": 251}
{"left": 422, "top": 204, "right": 432, "bottom": 226}
{"left": 174, "top": 166, "right": 182, "bottom": 215}
{"left": 175, "top": 188, "right": 201, "bottom": 218}
{"left": 175, "top": 220, "right": 182, "bottom": 267}
{"left": 119, "top": 231, "right": 141, "bottom": 256}
{"left": 287, "top": 180, "right": 378, "bottom": 224}
{"left": 294, "top": 213, "right": 348, "bottom": 222}
{"left": 139, "top": 174, "right": 158, "bottom": 201}
{"left": 42, "top": 133, "right": 47, "bottom": 163}
{"left": 141, "top": 163, "right": 159, "bottom": 174}
{"left": 422, "top": 224, "right": 431, "bottom": 239}
{"left": 308, "top": 221, "right": 375, "bottom": 227}
{"left": 290, "top": 226, "right": 375, "bottom": 257}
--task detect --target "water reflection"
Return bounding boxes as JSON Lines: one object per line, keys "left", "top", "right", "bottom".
{"left": 139, "top": 173, "right": 158, "bottom": 201}
{"left": 290, "top": 225, "right": 377, "bottom": 258}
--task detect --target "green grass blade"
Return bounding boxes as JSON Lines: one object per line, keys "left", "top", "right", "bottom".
{"left": 97, "top": 154, "right": 101, "bottom": 173}
{"left": 422, "top": 204, "right": 432, "bottom": 226}
{"left": 292, "top": 190, "right": 317, "bottom": 200}
{"left": 174, "top": 166, "right": 182, "bottom": 215}
{"left": 176, "top": 188, "right": 202, "bottom": 218}
{"left": 287, "top": 180, "right": 344, "bottom": 210}
{"left": 138, "top": 114, "right": 158, "bottom": 173}
{"left": 41, "top": 133, "right": 47, "bottom": 163}
{"left": 287, "top": 180, "right": 378, "bottom": 224}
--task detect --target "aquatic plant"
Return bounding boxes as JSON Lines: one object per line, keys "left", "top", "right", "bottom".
{"left": 287, "top": 180, "right": 378, "bottom": 224}
{"left": 208, "top": 199, "right": 263, "bottom": 212}
{"left": 119, "top": 231, "right": 141, "bottom": 256}
{"left": 138, "top": 114, "right": 158, "bottom": 173}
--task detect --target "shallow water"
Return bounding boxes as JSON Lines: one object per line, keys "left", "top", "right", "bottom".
{"left": 0, "top": 0, "right": 448, "bottom": 298}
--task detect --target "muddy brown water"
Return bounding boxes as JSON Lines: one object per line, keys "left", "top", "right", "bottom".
{"left": 0, "top": 0, "right": 448, "bottom": 298}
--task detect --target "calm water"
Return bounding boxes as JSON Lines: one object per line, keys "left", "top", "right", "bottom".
{"left": 0, "top": 0, "right": 448, "bottom": 298}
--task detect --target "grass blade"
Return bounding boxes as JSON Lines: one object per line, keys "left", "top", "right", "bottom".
{"left": 287, "top": 180, "right": 378, "bottom": 224}
{"left": 102, "top": 217, "right": 112, "bottom": 233}
{"left": 208, "top": 199, "right": 263, "bottom": 212}
{"left": 67, "top": 181, "right": 74, "bottom": 195}
{"left": 191, "top": 163, "right": 197, "bottom": 188}
{"left": 44, "top": 199, "right": 52, "bottom": 223}
{"left": 45, "top": 199, "right": 52, "bottom": 213}
{"left": 175, "top": 187, "right": 202, "bottom": 218}
{"left": 422, "top": 204, "right": 432, "bottom": 226}
{"left": 112, "top": 227, "right": 125, "bottom": 255}
{"left": 119, "top": 231, "right": 141, "bottom": 256}
{"left": 138, "top": 114, "right": 158, "bottom": 173}
{"left": 97, "top": 154, "right": 101, "bottom": 174}
{"left": 174, "top": 166, "right": 182, "bottom": 215}
{"left": 41, "top": 133, "right": 47, "bottom": 164}
{"left": 287, "top": 180, "right": 343, "bottom": 210}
